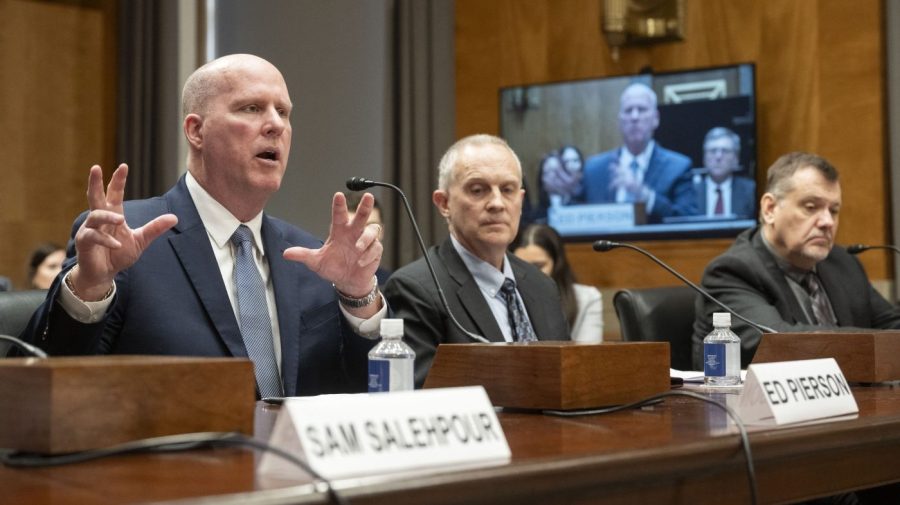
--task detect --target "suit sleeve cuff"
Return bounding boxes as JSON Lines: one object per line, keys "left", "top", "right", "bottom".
{"left": 340, "top": 293, "right": 387, "bottom": 339}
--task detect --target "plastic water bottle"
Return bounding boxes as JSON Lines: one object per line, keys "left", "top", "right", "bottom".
{"left": 368, "top": 319, "right": 415, "bottom": 392}
{"left": 703, "top": 312, "right": 741, "bottom": 386}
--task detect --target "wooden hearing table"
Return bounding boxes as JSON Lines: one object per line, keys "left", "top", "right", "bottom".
{"left": 3, "top": 384, "right": 900, "bottom": 504}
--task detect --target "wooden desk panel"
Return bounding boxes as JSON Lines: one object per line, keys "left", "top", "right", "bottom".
{"left": 3, "top": 386, "right": 900, "bottom": 504}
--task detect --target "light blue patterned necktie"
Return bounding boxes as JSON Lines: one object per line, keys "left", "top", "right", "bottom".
{"left": 231, "top": 225, "right": 283, "bottom": 398}
{"left": 499, "top": 278, "right": 537, "bottom": 342}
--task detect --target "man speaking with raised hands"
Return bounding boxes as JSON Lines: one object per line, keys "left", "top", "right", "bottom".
{"left": 20, "top": 54, "right": 386, "bottom": 397}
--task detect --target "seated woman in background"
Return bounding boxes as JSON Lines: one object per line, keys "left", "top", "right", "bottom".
{"left": 28, "top": 243, "right": 65, "bottom": 290}
{"left": 511, "top": 224, "right": 603, "bottom": 342}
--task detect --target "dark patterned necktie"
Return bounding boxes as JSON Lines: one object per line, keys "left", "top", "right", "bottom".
{"left": 231, "top": 225, "right": 283, "bottom": 398}
{"left": 499, "top": 278, "right": 537, "bottom": 342}
{"left": 714, "top": 186, "right": 724, "bottom": 215}
{"left": 802, "top": 272, "right": 837, "bottom": 326}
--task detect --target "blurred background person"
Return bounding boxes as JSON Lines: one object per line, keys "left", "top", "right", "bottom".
{"left": 512, "top": 224, "right": 602, "bottom": 343}
{"left": 346, "top": 192, "right": 391, "bottom": 285}
{"left": 542, "top": 145, "right": 584, "bottom": 207}
{"left": 27, "top": 242, "right": 65, "bottom": 290}
{"left": 694, "top": 127, "right": 756, "bottom": 219}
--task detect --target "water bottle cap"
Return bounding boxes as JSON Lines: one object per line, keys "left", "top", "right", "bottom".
{"left": 380, "top": 318, "right": 404, "bottom": 338}
{"left": 713, "top": 312, "right": 731, "bottom": 327}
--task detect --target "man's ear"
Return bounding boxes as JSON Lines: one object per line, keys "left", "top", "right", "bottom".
{"left": 760, "top": 193, "right": 777, "bottom": 224}
{"left": 433, "top": 189, "right": 450, "bottom": 218}
{"left": 183, "top": 114, "right": 204, "bottom": 149}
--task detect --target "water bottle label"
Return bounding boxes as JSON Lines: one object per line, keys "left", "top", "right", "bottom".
{"left": 368, "top": 360, "right": 390, "bottom": 392}
{"left": 704, "top": 343, "right": 726, "bottom": 377}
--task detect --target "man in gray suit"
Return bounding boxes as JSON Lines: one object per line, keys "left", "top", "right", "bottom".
{"left": 383, "top": 134, "right": 569, "bottom": 387}
{"left": 692, "top": 152, "right": 900, "bottom": 369}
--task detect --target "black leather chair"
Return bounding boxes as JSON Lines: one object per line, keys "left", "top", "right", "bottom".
{"left": 0, "top": 289, "right": 47, "bottom": 356}
{"left": 613, "top": 286, "right": 697, "bottom": 371}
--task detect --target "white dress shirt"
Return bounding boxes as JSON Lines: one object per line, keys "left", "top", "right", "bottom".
{"left": 450, "top": 235, "right": 533, "bottom": 342}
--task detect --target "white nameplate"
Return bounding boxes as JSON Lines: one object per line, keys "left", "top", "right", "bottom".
{"left": 257, "top": 386, "right": 510, "bottom": 480}
{"left": 737, "top": 358, "right": 858, "bottom": 425}
{"left": 548, "top": 203, "right": 636, "bottom": 234}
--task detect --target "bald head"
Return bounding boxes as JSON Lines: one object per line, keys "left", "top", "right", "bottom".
{"left": 182, "top": 54, "right": 285, "bottom": 117}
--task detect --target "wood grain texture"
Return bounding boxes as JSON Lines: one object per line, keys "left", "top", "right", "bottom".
{"left": 423, "top": 341, "right": 670, "bottom": 409}
{"left": 753, "top": 331, "right": 900, "bottom": 383}
{"left": 4, "top": 387, "right": 900, "bottom": 504}
{"left": 0, "top": 356, "right": 255, "bottom": 453}
{"left": 0, "top": 0, "right": 117, "bottom": 289}
{"left": 455, "top": 1, "right": 891, "bottom": 339}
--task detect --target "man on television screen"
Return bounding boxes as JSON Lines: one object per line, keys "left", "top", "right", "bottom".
{"left": 691, "top": 151, "right": 900, "bottom": 369}
{"left": 693, "top": 126, "right": 756, "bottom": 220}
{"left": 542, "top": 82, "right": 696, "bottom": 224}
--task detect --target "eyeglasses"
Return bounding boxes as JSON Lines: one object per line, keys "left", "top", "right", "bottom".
{"left": 704, "top": 147, "right": 736, "bottom": 155}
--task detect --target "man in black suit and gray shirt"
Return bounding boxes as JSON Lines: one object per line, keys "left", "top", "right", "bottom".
{"left": 692, "top": 151, "right": 900, "bottom": 370}
{"left": 384, "top": 134, "right": 569, "bottom": 387}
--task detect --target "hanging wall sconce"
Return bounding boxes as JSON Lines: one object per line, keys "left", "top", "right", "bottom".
{"left": 602, "top": 0, "right": 685, "bottom": 61}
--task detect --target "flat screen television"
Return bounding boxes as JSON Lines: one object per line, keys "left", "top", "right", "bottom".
{"left": 500, "top": 63, "right": 757, "bottom": 241}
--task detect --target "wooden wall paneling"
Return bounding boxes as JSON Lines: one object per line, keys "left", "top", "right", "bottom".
{"left": 0, "top": 0, "right": 117, "bottom": 290}
{"left": 455, "top": 0, "right": 890, "bottom": 339}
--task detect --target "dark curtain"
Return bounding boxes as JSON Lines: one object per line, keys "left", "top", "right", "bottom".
{"left": 117, "top": 0, "right": 182, "bottom": 200}
{"left": 389, "top": 0, "right": 455, "bottom": 269}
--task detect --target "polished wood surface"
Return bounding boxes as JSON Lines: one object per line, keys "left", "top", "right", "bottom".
{"left": 753, "top": 331, "right": 900, "bottom": 383}
{"left": 424, "top": 341, "right": 670, "bottom": 409}
{"left": 455, "top": 0, "right": 891, "bottom": 304}
{"left": 0, "top": 356, "right": 255, "bottom": 453}
{"left": 3, "top": 384, "right": 900, "bottom": 504}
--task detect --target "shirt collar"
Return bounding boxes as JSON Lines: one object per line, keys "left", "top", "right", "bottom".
{"left": 450, "top": 234, "right": 515, "bottom": 296}
{"left": 185, "top": 171, "right": 265, "bottom": 253}
{"left": 709, "top": 176, "right": 733, "bottom": 191}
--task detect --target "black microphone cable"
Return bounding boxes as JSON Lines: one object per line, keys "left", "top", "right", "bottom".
{"left": 544, "top": 389, "right": 758, "bottom": 505}
{"left": 0, "top": 431, "right": 350, "bottom": 505}
{"left": 593, "top": 240, "right": 777, "bottom": 334}
{"left": 846, "top": 243, "right": 900, "bottom": 256}
{"left": 346, "top": 177, "right": 490, "bottom": 343}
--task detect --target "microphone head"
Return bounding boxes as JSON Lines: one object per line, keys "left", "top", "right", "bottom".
{"left": 846, "top": 244, "right": 868, "bottom": 255}
{"left": 345, "top": 177, "right": 375, "bottom": 191}
{"left": 593, "top": 240, "right": 618, "bottom": 252}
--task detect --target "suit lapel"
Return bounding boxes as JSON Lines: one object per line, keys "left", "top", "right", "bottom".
{"left": 438, "top": 240, "right": 505, "bottom": 342}
{"left": 262, "top": 217, "right": 304, "bottom": 397}
{"left": 643, "top": 145, "right": 663, "bottom": 188}
{"left": 816, "top": 258, "right": 853, "bottom": 325}
{"left": 750, "top": 230, "right": 811, "bottom": 324}
{"left": 513, "top": 263, "right": 549, "bottom": 340}
{"left": 166, "top": 179, "right": 247, "bottom": 359}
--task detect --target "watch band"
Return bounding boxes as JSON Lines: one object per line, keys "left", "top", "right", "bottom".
{"left": 335, "top": 276, "right": 379, "bottom": 308}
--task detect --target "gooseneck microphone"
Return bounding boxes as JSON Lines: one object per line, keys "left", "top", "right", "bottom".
{"left": 593, "top": 240, "right": 778, "bottom": 334}
{"left": 847, "top": 243, "right": 900, "bottom": 256}
{"left": 0, "top": 334, "right": 48, "bottom": 358}
{"left": 346, "top": 177, "right": 490, "bottom": 344}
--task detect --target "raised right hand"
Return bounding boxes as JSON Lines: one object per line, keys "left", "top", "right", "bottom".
{"left": 69, "top": 164, "right": 177, "bottom": 301}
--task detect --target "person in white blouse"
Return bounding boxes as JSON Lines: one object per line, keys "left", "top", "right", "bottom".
{"left": 512, "top": 224, "right": 603, "bottom": 342}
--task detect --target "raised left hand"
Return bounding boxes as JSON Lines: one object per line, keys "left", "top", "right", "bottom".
{"left": 283, "top": 192, "right": 383, "bottom": 298}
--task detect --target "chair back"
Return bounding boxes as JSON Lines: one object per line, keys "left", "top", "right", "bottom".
{"left": 0, "top": 290, "right": 47, "bottom": 356}
{"left": 613, "top": 286, "right": 697, "bottom": 370}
